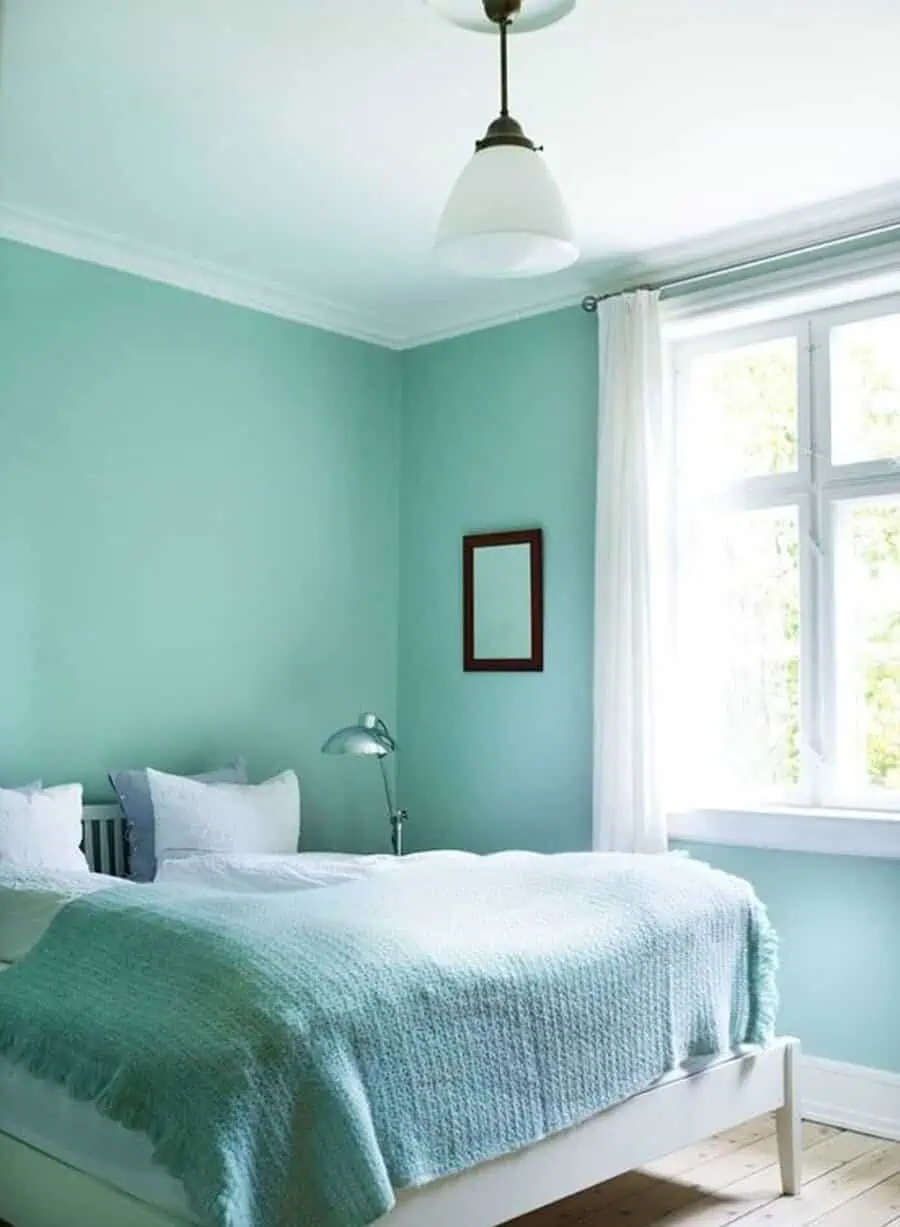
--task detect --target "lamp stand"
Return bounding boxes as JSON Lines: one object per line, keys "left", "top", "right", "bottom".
{"left": 379, "top": 756, "right": 408, "bottom": 857}
{"left": 390, "top": 809, "right": 408, "bottom": 858}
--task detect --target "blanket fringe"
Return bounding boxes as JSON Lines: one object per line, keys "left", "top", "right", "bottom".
{"left": 0, "top": 1017, "right": 230, "bottom": 1226}
{"left": 747, "top": 901, "right": 779, "bottom": 1045}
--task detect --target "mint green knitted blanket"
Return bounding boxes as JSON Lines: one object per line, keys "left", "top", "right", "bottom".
{"left": 0, "top": 852, "right": 777, "bottom": 1227}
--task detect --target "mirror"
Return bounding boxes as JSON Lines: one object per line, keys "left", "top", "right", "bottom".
{"left": 463, "top": 529, "right": 543, "bottom": 672}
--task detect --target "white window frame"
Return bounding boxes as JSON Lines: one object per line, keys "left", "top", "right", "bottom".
{"left": 668, "top": 292, "right": 900, "bottom": 859}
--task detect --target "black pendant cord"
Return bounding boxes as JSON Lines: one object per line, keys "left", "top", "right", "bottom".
{"left": 499, "top": 19, "right": 510, "bottom": 117}
{"left": 474, "top": 3, "right": 537, "bottom": 152}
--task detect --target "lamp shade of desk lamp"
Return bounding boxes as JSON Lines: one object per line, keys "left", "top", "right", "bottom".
{"left": 321, "top": 714, "right": 407, "bottom": 855}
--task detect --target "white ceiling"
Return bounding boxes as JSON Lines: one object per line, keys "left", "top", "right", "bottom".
{"left": 2, "top": 0, "right": 900, "bottom": 347}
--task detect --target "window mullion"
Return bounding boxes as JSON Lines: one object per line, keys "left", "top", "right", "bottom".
{"left": 799, "top": 318, "right": 823, "bottom": 805}
{"left": 808, "top": 313, "right": 835, "bottom": 806}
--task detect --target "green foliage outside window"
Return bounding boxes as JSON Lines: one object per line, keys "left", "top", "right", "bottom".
{"left": 702, "top": 333, "right": 899, "bottom": 792}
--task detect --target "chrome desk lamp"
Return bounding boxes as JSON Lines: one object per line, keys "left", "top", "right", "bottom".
{"left": 321, "top": 713, "right": 408, "bottom": 856}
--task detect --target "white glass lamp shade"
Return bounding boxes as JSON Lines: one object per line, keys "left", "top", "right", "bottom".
{"left": 425, "top": 0, "right": 577, "bottom": 34}
{"left": 436, "top": 144, "right": 577, "bottom": 278}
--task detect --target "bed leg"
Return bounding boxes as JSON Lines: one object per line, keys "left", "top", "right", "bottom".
{"left": 775, "top": 1038, "right": 802, "bottom": 1195}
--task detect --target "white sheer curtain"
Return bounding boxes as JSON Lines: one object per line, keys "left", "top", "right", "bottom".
{"left": 592, "top": 290, "right": 670, "bottom": 853}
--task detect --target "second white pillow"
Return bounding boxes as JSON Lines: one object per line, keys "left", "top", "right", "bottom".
{"left": 147, "top": 769, "right": 301, "bottom": 866}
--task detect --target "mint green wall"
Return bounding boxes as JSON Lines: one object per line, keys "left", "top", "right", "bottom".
{"left": 0, "top": 239, "right": 400, "bottom": 852}
{"left": 399, "top": 309, "right": 598, "bottom": 853}
{"left": 3, "top": 236, "right": 897, "bottom": 1071}
{"left": 679, "top": 844, "right": 900, "bottom": 1073}
{"left": 397, "top": 307, "right": 900, "bottom": 1074}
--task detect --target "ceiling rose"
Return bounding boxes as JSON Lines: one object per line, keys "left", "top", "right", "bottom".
{"left": 424, "top": 0, "right": 576, "bottom": 35}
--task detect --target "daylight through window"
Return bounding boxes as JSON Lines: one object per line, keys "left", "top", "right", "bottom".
{"left": 672, "top": 296, "right": 900, "bottom": 812}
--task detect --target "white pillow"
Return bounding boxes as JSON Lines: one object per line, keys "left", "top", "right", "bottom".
{"left": 0, "top": 783, "right": 88, "bottom": 874}
{"left": 147, "top": 769, "right": 301, "bottom": 864}
{"left": 0, "top": 867, "right": 117, "bottom": 962}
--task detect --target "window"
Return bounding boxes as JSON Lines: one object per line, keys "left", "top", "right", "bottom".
{"left": 672, "top": 297, "right": 900, "bottom": 817}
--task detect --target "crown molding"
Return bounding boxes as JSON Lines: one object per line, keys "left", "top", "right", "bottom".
{"left": 393, "top": 182, "right": 900, "bottom": 347}
{"left": 4, "top": 184, "right": 900, "bottom": 352}
{"left": 391, "top": 281, "right": 596, "bottom": 349}
{"left": 0, "top": 201, "right": 404, "bottom": 350}
{"left": 608, "top": 184, "right": 900, "bottom": 294}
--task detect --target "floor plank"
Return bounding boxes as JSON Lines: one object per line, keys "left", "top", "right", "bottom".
{"left": 508, "top": 1117, "right": 896, "bottom": 1227}
{"left": 643, "top": 1118, "right": 784, "bottom": 1180}
{"left": 526, "top": 1119, "right": 795, "bottom": 1224}
{"left": 591, "top": 1123, "right": 840, "bottom": 1227}
{"left": 806, "top": 1172, "right": 900, "bottom": 1227}
{"left": 652, "top": 1130, "right": 886, "bottom": 1227}
{"left": 729, "top": 1144, "right": 900, "bottom": 1227}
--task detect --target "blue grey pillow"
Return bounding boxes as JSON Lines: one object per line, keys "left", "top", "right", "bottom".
{"left": 108, "top": 760, "right": 247, "bottom": 881}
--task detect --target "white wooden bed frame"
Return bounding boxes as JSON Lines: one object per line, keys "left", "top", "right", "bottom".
{"left": 81, "top": 804, "right": 130, "bottom": 876}
{"left": 1, "top": 805, "right": 800, "bottom": 1227}
{"left": 0, "top": 1038, "right": 801, "bottom": 1227}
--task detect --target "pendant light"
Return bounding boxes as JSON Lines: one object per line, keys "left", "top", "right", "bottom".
{"left": 434, "top": 0, "right": 578, "bottom": 279}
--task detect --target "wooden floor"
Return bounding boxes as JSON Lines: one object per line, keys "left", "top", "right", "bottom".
{"left": 509, "top": 1116, "right": 900, "bottom": 1227}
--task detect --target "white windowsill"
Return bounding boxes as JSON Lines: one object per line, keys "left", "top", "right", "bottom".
{"left": 669, "top": 805, "right": 900, "bottom": 860}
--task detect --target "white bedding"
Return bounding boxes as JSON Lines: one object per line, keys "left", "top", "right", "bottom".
{"left": 0, "top": 867, "right": 122, "bottom": 963}
{"left": 154, "top": 850, "right": 423, "bottom": 890}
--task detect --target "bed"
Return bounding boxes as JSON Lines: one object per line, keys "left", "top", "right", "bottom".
{"left": 0, "top": 805, "right": 801, "bottom": 1227}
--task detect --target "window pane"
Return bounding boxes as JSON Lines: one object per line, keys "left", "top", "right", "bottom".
{"left": 686, "top": 338, "right": 798, "bottom": 486}
{"left": 831, "top": 313, "right": 900, "bottom": 465}
{"left": 675, "top": 506, "right": 801, "bottom": 804}
{"left": 835, "top": 497, "right": 900, "bottom": 794}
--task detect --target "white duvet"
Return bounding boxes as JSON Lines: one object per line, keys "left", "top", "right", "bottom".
{"left": 153, "top": 850, "right": 419, "bottom": 892}
{"left": 0, "top": 866, "right": 122, "bottom": 963}
{"left": 1, "top": 855, "right": 413, "bottom": 963}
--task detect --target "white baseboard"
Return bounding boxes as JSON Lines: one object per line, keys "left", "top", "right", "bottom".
{"left": 802, "top": 1055, "right": 900, "bottom": 1141}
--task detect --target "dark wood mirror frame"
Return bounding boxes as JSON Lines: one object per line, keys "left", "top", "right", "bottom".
{"left": 463, "top": 528, "right": 544, "bottom": 672}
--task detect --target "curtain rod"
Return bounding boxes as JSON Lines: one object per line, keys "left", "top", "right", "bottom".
{"left": 580, "top": 218, "right": 900, "bottom": 313}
